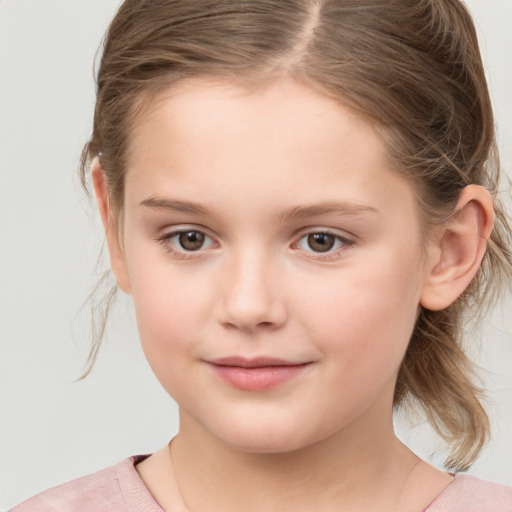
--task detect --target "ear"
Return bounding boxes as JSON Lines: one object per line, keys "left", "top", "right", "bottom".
{"left": 92, "top": 160, "right": 131, "bottom": 294}
{"left": 420, "top": 185, "right": 495, "bottom": 311}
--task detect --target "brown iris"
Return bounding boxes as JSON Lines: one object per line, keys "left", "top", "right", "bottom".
{"left": 179, "top": 231, "right": 205, "bottom": 251}
{"left": 307, "top": 233, "right": 336, "bottom": 252}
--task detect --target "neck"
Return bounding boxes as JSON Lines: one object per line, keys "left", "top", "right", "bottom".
{"left": 170, "top": 409, "right": 417, "bottom": 512}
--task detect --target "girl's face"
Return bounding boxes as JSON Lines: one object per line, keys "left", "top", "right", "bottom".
{"left": 112, "top": 77, "right": 432, "bottom": 452}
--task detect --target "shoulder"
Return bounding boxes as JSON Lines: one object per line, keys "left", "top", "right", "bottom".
{"left": 426, "top": 473, "right": 512, "bottom": 512}
{"left": 9, "top": 455, "right": 164, "bottom": 512}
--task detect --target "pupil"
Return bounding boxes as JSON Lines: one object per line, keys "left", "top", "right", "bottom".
{"left": 308, "top": 233, "right": 335, "bottom": 253}
{"left": 179, "top": 231, "right": 205, "bottom": 251}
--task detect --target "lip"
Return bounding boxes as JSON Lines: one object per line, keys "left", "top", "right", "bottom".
{"left": 206, "top": 357, "right": 311, "bottom": 391}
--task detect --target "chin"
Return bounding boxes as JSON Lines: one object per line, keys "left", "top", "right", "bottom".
{"left": 207, "top": 415, "right": 329, "bottom": 455}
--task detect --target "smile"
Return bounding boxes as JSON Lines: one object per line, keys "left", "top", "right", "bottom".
{"left": 206, "top": 357, "right": 312, "bottom": 391}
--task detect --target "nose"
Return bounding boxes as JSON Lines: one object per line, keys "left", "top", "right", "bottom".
{"left": 217, "top": 249, "right": 288, "bottom": 332}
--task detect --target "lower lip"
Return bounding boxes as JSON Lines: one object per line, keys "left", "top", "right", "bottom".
{"left": 208, "top": 363, "right": 310, "bottom": 391}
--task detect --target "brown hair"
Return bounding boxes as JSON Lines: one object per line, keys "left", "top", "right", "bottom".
{"left": 80, "top": 0, "right": 512, "bottom": 470}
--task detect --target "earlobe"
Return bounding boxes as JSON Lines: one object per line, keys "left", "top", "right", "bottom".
{"left": 91, "top": 160, "right": 131, "bottom": 294}
{"left": 420, "top": 185, "right": 495, "bottom": 311}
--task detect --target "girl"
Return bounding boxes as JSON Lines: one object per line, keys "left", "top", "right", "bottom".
{"left": 9, "top": 0, "right": 512, "bottom": 510}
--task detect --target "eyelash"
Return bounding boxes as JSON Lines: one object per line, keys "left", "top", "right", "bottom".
{"left": 156, "top": 228, "right": 354, "bottom": 261}
{"left": 293, "top": 230, "right": 354, "bottom": 261}
{"left": 156, "top": 229, "right": 216, "bottom": 260}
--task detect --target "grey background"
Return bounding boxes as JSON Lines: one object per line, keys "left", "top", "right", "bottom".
{"left": 1, "top": 0, "right": 511, "bottom": 509}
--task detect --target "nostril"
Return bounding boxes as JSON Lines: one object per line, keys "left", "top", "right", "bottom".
{"left": 219, "top": 302, "right": 288, "bottom": 332}
{"left": 222, "top": 319, "right": 278, "bottom": 332}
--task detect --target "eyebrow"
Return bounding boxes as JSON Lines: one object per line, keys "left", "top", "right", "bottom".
{"left": 139, "top": 196, "right": 213, "bottom": 216}
{"left": 279, "top": 202, "right": 379, "bottom": 221}
{"left": 139, "top": 196, "right": 378, "bottom": 220}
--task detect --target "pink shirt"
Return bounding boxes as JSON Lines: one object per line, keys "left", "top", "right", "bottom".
{"left": 10, "top": 455, "right": 512, "bottom": 511}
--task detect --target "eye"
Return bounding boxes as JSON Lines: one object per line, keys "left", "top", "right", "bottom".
{"left": 296, "top": 231, "right": 352, "bottom": 254}
{"left": 158, "top": 229, "right": 215, "bottom": 253}
{"left": 176, "top": 230, "right": 207, "bottom": 251}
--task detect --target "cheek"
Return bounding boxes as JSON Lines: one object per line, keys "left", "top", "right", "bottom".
{"left": 129, "top": 276, "right": 209, "bottom": 405}
{"left": 296, "top": 252, "right": 422, "bottom": 377}
{"left": 125, "top": 256, "right": 212, "bottom": 366}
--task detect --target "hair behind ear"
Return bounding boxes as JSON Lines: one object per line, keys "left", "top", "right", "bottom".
{"left": 394, "top": 307, "right": 489, "bottom": 471}
{"left": 76, "top": 161, "right": 127, "bottom": 380}
{"left": 394, "top": 186, "right": 506, "bottom": 471}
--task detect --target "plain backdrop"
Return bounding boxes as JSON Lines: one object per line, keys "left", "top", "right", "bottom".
{"left": 1, "top": 0, "right": 511, "bottom": 509}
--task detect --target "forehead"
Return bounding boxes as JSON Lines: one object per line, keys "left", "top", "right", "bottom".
{"left": 128, "top": 76, "right": 390, "bottom": 171}
{"left": 124, "top": 77, "right": 417, "bottom": 221}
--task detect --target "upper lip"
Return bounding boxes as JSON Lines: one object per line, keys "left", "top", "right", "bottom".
{"left": 207, "top": 357, "right": 308, "bottom": 368}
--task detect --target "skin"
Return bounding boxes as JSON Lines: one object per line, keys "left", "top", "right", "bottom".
{"left": 94, "top": 77, "right": 494, "bottom": 512}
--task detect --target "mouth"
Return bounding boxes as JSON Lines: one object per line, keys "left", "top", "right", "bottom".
{"left": 205, "top": 357, "right": 312, "bottom": 391}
